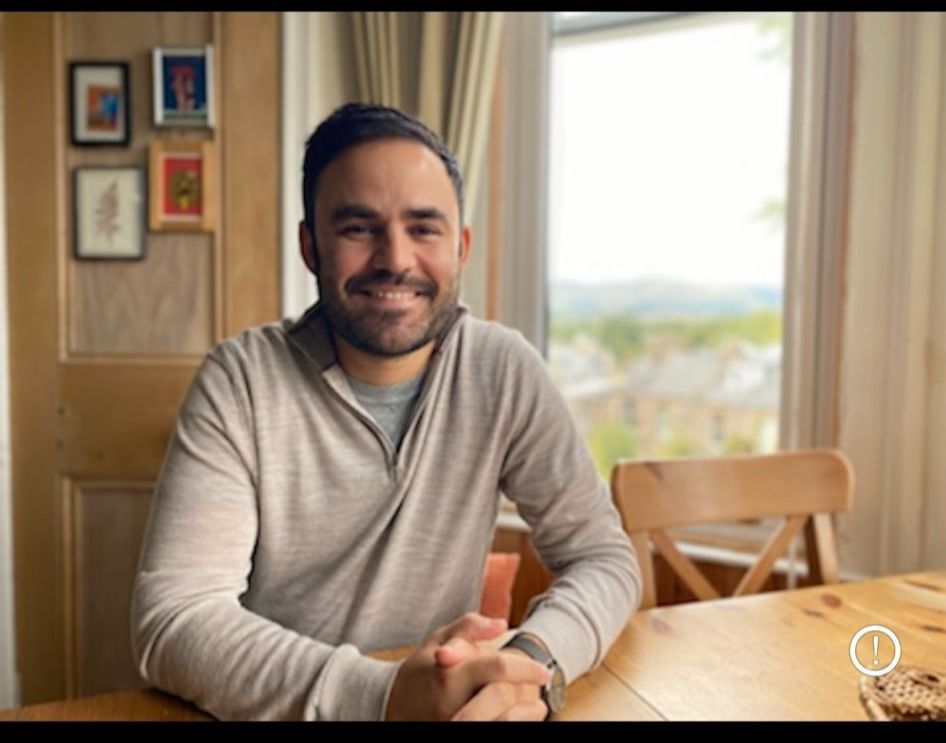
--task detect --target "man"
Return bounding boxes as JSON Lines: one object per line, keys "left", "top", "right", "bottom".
{"left": 131, "top": 103, "right": 641, "bottom": 721}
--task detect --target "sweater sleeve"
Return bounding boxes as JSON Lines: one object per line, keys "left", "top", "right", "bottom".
{"left": 130, "top": 351, "right": 401, "bottom": 720}
{"left": 497, "top": 334, "right": 642, "bottom": 685}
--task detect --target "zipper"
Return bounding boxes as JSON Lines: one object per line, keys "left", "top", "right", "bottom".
{"left": 390, "top": 305, "right": 464, "bottom": 456}
{"left": 316, "top": 306, "right": 466, "bottom": 484}
{"left": 321, "top": 379, "right": 399, "bottom": 479}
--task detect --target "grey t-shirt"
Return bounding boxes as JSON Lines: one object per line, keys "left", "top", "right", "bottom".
{"left": 347, "top": 372, "right": 425, "bottom": 452}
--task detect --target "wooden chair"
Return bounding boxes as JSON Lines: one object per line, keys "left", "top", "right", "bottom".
{"left": 611, "top": 448, "right": 855, "bottom": 609}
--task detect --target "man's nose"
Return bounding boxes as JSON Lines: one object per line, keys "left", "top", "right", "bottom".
{"left": 371, "top": 228, "right": 416, "bottom": 274}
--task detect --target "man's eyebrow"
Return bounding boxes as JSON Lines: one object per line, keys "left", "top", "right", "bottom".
{"left": 403, "top": 207, "right": 449, "bottom": 223}
{"left": 330, "top": 204, "right": 380, "bottom": 223}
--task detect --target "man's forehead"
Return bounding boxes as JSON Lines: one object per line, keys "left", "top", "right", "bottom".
{"left": 325, "top": 137, "right": 447, "bottom": 178}
{"left": 315, "top": 138, "right": 459, "bottom": 214}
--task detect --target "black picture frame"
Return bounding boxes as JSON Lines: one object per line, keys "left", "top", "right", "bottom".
{"left": 69, "top": 61, "right": 131, "bottom": 147}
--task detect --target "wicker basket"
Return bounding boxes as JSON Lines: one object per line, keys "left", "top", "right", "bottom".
{"left": 858, "top": 665, "right": 946, "bottom": 721}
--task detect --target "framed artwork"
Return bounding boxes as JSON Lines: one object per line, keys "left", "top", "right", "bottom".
{"left": 149, "top": 139, "right": 216, "bottom": 232}
{"left": 73, "top": 167, "right": 146, "bottom": 260}
{"left": 69, "top": 61, "right": 130, "bottom": 146}
{"left": 152, "top": 45, "right": 215, "bottom": 128}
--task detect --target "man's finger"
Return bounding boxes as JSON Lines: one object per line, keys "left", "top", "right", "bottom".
{"left": 457, "top": 650, "right": 551, "bottom": 691}
{"left": 451, "top": 681, "right": 544, "bottom": 721}
{"left": 429, "top": 612, "right": 507, "bottom": 646}
{"left": 434, "top": 636, "right": 478, "bottom": 668}
{"left": 495, "top": 699, "right": 549, "bottom": 722}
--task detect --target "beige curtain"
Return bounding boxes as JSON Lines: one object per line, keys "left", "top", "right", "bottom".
{"left": 349, "top": 12, "right": 505, "bottom": 218}
{"left": 837, "top": 12, "right": 946, "bottom": 576}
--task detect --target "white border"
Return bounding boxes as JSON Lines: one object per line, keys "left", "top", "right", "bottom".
{"left": 72, "top": 64, "right": 127, "bottom": 143}
{"left": 74, "top": 167, "right": 146, "bottom": 259}
{"left": 0, "top": 14, "right": 17, "bottom": 703}
{"left": 280, "top": 12, "right": 316, "bottom": 319}
{"left": 280, "top": 12, "right": 358, "bottom": 320}
{"left": 152, "top": 44, "right": 215, "bottom": 129}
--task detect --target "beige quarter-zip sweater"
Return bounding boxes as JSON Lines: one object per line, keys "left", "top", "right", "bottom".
{"left": 131, "top": 303, "right": 641, "bottom": 720}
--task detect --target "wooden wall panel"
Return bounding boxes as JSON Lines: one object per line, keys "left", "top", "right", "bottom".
{"left": 71, "top": 236, "right": 213, "bottom": 355}
{"left": 59, "top": 363, "right": 199, "bottom": 480}
{"left": 7, "top": 11, "right": 280, "bottom": 703}
{"left": 65, "top": 12, "right": 212, "bottom": 157}
{"left": 67, "top": 12, "right": 210, "bottom": 55}
{"left": 65, "top": 12, "right": 215, "bottom": 358}
{"left": 6, "top": 11, "right": 67, "bottom": 704}
{"left": 219, "top": 12, "right": 279, "bottom": 335}
{"left": 69, "top": 484, "right": 153, "bottom": 696}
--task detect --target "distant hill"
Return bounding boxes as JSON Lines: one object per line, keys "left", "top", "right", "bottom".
{"left": 550, "top": 279, "right": 782, "bottom": 320}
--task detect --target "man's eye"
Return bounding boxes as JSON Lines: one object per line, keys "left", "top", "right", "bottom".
{"left": 341, "top": 224, "right": 372, "bottom": 237}
{"left": 412, "top": 224, "right": 441, "bottom": 237}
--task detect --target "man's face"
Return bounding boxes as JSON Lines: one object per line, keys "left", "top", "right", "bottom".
{"left": 302, "top": 138, "right": 471, "bottom": 358}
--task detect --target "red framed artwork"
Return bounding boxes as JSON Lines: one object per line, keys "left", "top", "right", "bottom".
{"left": 148, "top": 139, "right": 215, "bottom": 232}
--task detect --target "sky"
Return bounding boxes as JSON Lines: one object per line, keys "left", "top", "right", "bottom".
{"left": 548, "top": 14, "right": 792, "bottom": 289}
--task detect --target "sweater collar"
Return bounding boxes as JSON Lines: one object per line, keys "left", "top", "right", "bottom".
{"left": 286, "top": 300, "right": 469, "bottom": 374}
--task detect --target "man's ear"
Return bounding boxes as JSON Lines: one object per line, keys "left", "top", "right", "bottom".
{"left": 299, "top": 220, "right": 319, "bottom": 275}
{"left": 458, "top": 225, "right": 472, "bottom": 270}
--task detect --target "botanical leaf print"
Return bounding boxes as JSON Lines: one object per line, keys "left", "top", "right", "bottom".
{"left": 95, "top": 180, "right": 121, "bottom": 242}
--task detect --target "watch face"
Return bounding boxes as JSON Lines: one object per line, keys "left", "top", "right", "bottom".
{"left": 545, "top": 666, "right": 566, "bottom": 713}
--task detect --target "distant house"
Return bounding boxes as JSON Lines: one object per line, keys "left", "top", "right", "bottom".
{"left": 550, "top": 337, "right": 780, "bottom": 459}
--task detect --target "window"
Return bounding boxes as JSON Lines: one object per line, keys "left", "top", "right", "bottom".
{"left": 711, "top": 413, "right": 726, "bottom": 452}
{"left": 495, "top": 11, "right": 852, "bottom": 557}
{"left": 547, "top": 12, "right": 792, "bottom": 477}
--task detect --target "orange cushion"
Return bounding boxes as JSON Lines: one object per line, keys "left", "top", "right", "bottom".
{"left": 478, "top": 552, "right": 521, "bottom": 622}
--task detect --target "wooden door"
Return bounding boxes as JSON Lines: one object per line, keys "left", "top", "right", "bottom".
{"left": 4, "top": 12, "right": 279, "bottom": 703}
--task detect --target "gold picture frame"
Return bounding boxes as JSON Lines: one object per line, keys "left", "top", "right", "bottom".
{"left": 148, "top": 139, "right": 215, "bottom": 232}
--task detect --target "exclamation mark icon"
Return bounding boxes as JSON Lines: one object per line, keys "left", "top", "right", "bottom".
{"left": 850, "top": 625, "right": 901, "bottom": 676}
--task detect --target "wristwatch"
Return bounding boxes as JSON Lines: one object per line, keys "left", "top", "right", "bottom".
{"left": 502, "top": 634, "right": 566, "bottom": 720}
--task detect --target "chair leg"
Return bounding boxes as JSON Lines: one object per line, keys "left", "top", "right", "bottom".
{"left": 804, "top": 514, "right": 841, "bottom": 585}
{"left": 631, "top": 532, "right": 657, "bottom": 609}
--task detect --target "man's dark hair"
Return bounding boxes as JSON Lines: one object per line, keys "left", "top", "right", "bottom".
{"left": 301, "top": 102, "right": 465, "bottom": 238}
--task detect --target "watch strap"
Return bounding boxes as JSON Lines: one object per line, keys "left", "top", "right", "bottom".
{"left": 501, "top": 634, "right": 561, "bottom": 720}
{"left": 502, "top": 634, "right": 555, "bottom": 668}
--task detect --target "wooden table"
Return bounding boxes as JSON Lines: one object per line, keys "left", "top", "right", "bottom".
{"left": 2, "top": 570, "right": 944, "bottom": 721}
{"left": 0, "top": 688, "right": 211, "bottom": 721}
{"left": 592, "top": 569, "right": 946, "bottom": 721}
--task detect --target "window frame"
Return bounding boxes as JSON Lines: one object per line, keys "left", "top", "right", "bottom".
{"left": 495, "top": 12, "right": 855, "bottom": 553}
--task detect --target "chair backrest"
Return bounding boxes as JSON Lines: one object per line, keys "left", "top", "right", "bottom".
{"left": 611, "top": 448, "right": 855, "bottom": 609}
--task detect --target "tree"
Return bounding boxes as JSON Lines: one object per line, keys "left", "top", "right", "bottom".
{"left": 658, "top": 433, "right": 700, "bottom": 458}
{"left": 588, "top": 421, "right": 638, "bottom": 479}
{"left": 595, "top": 315, "right": 646, "bottom": 362}
{"left": 755, "top": 12, "right": 792, "bottom": 64}
{"left": 722, "top": 433, "right": 756, "bottom": 455}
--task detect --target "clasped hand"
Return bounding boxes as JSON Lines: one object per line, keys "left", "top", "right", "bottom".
{"left": 385, "top": 613, "right": 551, "bottom": 721}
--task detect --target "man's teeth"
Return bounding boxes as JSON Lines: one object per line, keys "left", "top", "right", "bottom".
{"left": 370, "top": 291, "right": 419, "bottom": 299}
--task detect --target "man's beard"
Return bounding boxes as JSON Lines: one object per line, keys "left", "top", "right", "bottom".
{"left": 317, "top": 268, "right": 461, "bottom": 358}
